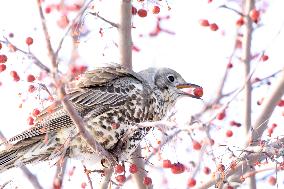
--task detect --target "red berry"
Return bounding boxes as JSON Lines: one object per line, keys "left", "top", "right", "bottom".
{"left": 192, "top": 140, "right": 202, "bottom": 150}
{"left": 261, "top": 54, "right": 269, "bottom": 61}
{"left": 143, "top": 177, "right": 152, "bottom": 186}
{"left": 138, "top": 9, "right": 147, "bottom": 17}
{"left": 81, "top": 182, "right": 87, "bottom": 189}
{"left": 227, "top": 186, "right": 234, "bottom": 189}
{"left": 26, "top": 37, "right": 33, "bottom": 46}
{"left": 129, "top": 164, "right": 138, "bottom": 174}
{"left": 45, "top": 6, "right": 51, "bottom": 14}
{"left": 217, "top": 111, "right": 226, "bottom": 120}
{"left": 268, "top": 176, "right": 276, "bottom": 185}
{"left": 27, "top": 74, "right": 36, "bottom": 82}
{"left": 10, "top": 71, "right": 20, "bottom": 82}
{"left": 268, "top": 127, "right": 273, "bottom": 137}
{"left": 57, "top": 15, "right": 69, "bottom": 29}
{"left": 193, "top": 87, "right": 203, "bottom": 97}
{"left": 0, "top": 42, "right": 2, "bottom": 49}
{"left": 271, "top": 123, "right": 277, "bottom": 128}
{"left": 132, "top": 6, "right": 137, "bottom": 15}
{"left": 199, "top": 19, "right": 210, "bottom": 27}
{"left": 226, "top": 130, "right": 233, "bottom": 137}
{"left": 227, "top": 63, "right": 233, "bottom": 69}
{"left": 0, "top": 54, "right": 7, "bottom": 63}
{"left": 163, "top": 159, "right": 172, "bottom": 168}
{"left": 203, "top": 167, "right": 211, "bottom": 175}
{"left": 115, "top": 175, "right": 126, "bottom": 183}
{"left": 115, "top": 164, "right": 125, "bottom": 174}
{"left": 210, "top": 139, "right": 215, "bottom": 146}
{"left": 187, "top": 178, "right": 196, "bottom": 187}
{"left": 152, "top": 6, "right": 160, "bottom": 14}
{"left": 0, "top": 64, "right": 6, "bottom": 72}
{"left": 249, "top": 9, "right": 260, "bottom": 23}
{"left": 217, "top": 164, "right": 225, "bottom": 171}
{"left": 27, "top": 116, "right": 34, "bottom": 125}
{"left": 28, "top": 85, "right": 36, "bottom": 93}
{"left": 229, "top": 120, "right": 241, "bottom": 127}
{"left": 171, "top": 162, "right": 185, "bottom": 174}
{"left": 278, "top": 99, "right": 284, "bottom": 107}
{"left": 210, "top": 23, "right": 219, "bottom": 31}
{"left": 9, "top": 33, "right": 14, "bottom": 38}
{"left": 33, "top": 108, "right": 40, "bottom": 116}
{"left": 236, "top": 17, "right": 244, "bottom": 27}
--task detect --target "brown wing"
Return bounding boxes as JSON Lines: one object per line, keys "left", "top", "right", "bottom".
{"left": 5, "top": 64, "right": 146, "bottom": 144}
{"left": 65, "top": 63, "right": 144, "bottom": 93}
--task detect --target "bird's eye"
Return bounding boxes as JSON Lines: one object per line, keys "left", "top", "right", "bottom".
{"left": 167, "top": 75, "right": 175, "bottom": 82}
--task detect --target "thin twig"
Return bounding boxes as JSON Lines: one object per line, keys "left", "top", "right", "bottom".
{"left": 0, "top": 38, "right": 50, "bottom": 73}
{"left": 83, "top": 165, "right": 94, "bottom": 189}
{"left": 89, "top": 12, "right": 119, "bottom": 28}
{"left": 55, "top": 0, "right": 94, "bottom": 57}
{"left": 53, "top": 157, "right": 67, "bottom": 189}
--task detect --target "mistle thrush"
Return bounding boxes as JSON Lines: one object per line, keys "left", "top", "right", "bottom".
{"left": 0, "top": 64, "right": 201, "bottom": 172}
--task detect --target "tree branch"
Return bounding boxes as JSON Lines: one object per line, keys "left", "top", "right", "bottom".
{"left": 241, "top": 0, "right": 255, "bottom": 188}
{"left": 250, "top": 68, "right": 284, "bottom": 142}
{"left": 118, "top": 0, "right": 132, "bottom": 70}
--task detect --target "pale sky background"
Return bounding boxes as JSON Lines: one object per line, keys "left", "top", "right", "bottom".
{"left": 0, "top": 0, "right": 283, "bottom": 188}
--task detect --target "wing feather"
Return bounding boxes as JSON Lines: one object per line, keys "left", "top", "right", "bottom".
{"left": 4, "top": 64, "right": 146, "bottom": 144}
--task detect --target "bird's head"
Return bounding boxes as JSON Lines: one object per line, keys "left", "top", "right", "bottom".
{"left": 139, "top": 67, "right": 202, "bottom": 101}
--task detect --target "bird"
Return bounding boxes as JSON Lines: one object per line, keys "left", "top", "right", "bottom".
{"left": 0, "top": 64, "right": 201, "bottom": 172}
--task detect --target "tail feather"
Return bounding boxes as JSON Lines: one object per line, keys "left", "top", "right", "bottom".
{"left": 0, "top": 135, "right": 59, "bottom": 173}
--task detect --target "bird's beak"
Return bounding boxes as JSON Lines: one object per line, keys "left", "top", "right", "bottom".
{"left": 176, "top": 83, "right": 203, "bottom": 99}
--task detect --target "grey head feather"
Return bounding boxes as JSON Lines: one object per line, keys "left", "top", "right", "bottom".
{"left": 138, "top": 68, "right": 159, "bottom": 87}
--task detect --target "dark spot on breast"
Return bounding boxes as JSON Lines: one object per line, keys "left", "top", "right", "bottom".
{"left": 121, "top": 88, "right": 126, "bottom": 94}
{"left": 125, "top": 88, "right": 130, "bottom": 92}
{"left": 129, "top": 85, "right": 135, "bottom": 90}
{"left": 135, "top": 118, "right": 140, "bottom": 123}
{"left": 101, "top": 125, "right": 107, "bottom": 130}
{"left": 102, "top": 139, "right": 110, "bottom": 147}
{"left": 107, "top": 112, "right": 114, "bottom": 117}
{"left": 94, "top": 131, "right": 104, "bottom": 137}
{"left": 131, "top": 94, "right": 137, "bottom": 99}
{"left": 99, "top": 86, "right": 107, "bottom": 92}
{"left": 107, "top": 86, "right": 114, "bottom": 93}
{"left": 115, "top": 132, "right": 119, "bottom": 139}
{"left": 115, "top": 87, "right": 120, "bottom": 93}
{"left": 118, "top": 116, "right": 125, "bottom": 122}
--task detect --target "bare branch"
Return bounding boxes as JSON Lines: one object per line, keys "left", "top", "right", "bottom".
{"left": 89, "top": 12, "right": 119, "bottom": 28}
{"left": 83, "top": 165, "right": 94, "bottom": 189}
{"left": 241, "top": 0, "right": 255, "bottom": 187}
{"left": 21, "top": 167, "right": 43, "bottom": 189}
{"left": 55, "top": 0, "right": 94, "bottom": 57}
{"left": 250, "top": 68, "right": 284, "bottom": 142}
{"left": 118, "top": 0, "right": 132, "bottom": 70}
{"left": 131, "top": 147, "right": 147, "bottom": 189}
{"left": 99, "top": 167, "right": 113, "bottom": 189}
{"left": 0, "top": 38, "right": 50, "bottom": 73}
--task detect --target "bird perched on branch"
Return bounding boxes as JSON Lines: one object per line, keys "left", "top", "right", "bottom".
{"left": 0, "top": 64, "right": 202, "bottom": 172}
